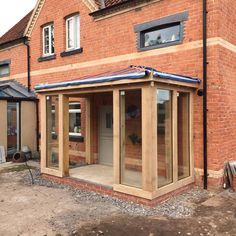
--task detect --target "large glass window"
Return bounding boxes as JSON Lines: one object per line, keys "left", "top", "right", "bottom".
{"left": 66, "top": 15, "right": 80, "bottom": 50}
{"left": 178, "top": 92, "right": 190, "bottom": 180}
{"left": 46, "top": 95, "right": 59, "bottom": 169}
{"left": 120, "top": 90, "right": 142, "bottom": 188}
{"left": 43, "top": 24, "right": 54, "bottom": 56}
{"left": 143, "top": 23, "right": 181, "bottom": 48}
{"left": 157, "top": 90, "right": 173, "bottom": 188}
{"left": 134, "top": 12, "right": 188, "bottom": 51}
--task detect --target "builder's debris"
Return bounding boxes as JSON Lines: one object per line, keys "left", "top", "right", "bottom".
{"left": 0, "top": 165, "right": 236, "bottom": 236}
{"left": 223, "top": 160, "right": 236, "bottom": 191}
{"left": 23, "top": 167, "right": 213, "bottom": 218}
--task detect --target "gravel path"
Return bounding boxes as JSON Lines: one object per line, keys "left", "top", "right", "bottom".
{"left": 22, "top": 167, "right": 213, "bottom": 218}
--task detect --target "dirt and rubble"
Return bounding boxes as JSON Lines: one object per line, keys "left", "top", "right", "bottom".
{"left": 0, "top": 161, "right": 235, "bottom": 236}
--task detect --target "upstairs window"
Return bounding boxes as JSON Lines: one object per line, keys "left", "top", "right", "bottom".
{"left": 66, "top": 15, "right": 80, "bottom": 50}
{"left": 0, "top": 60, "right": 10, "bottom": 78}
{"left": 134, "top": 12, "right": 188, "bottom": 51}
{"left": 43, "top": 24, "right": 54, "bottom": 56}
{"left": 142, "top": 23, "right": 181, "bottom": 48}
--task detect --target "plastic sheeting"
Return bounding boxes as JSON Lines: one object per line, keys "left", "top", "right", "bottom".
{"left": 35, "top": 66, "right": 201, "bottom": 91}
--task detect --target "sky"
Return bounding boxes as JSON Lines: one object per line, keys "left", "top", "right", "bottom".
{"left": 0, "top": 0, "right": 37, "bottom": 37}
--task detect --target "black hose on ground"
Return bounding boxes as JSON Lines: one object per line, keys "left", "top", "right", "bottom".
{"left": 24, "top": 155, "right": 34, "bottom": 185}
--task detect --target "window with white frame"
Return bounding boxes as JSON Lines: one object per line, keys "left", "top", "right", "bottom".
{"left": 43, "top": 24, "right": 54, "bottom": 56}
{"left": 69, "top": 102, "right": 81, "bottom": 136}
{"left": 66, "top": 15, "right": 80, "bottom": 50}
{"left": 51, "top": 102, "right": 81, "bottom": 137}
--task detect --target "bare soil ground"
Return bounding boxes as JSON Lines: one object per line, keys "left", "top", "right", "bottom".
{"left": 0, "top": 162, "right": 235, "bottom": 236}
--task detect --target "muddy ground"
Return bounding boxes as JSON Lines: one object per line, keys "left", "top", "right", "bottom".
{"left": 0, "top": 162, "right": 235, "bottom": 236}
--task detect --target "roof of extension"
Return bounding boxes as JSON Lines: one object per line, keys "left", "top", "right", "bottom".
{"left": 0, "top": 11, "right": 33, "bottom": 46}
{"left": 0, "top": 80, "right": 36, "bottom": 100}
{"left": 35, "top": 65, "right": 201, "bottom": 91}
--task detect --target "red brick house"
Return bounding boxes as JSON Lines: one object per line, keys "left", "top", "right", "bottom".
{"left": 0, "top": 0, "right": 235, "bottom": 204}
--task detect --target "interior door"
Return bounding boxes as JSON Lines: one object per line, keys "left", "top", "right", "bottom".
{"left": 99, "top": 106, "right": 113, "bottom": 166}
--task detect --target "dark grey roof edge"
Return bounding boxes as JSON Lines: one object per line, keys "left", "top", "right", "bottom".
{"left": 0, "top": 79, "right": 36, "bottom": 99}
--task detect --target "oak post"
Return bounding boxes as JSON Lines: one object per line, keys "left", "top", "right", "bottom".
{"left": 59, "top": 94, "right": 69, "bottom": 176}
{"left": 113, "top": 89, "right": 120, "bottom": 185}
{"left": 85, "top": 96, "right": 93, "bottom": 164}
{"left": 142, "top": 85, "right": 157, "bottom": 192}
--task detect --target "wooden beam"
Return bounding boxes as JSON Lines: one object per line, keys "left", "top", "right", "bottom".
{"left": 153, "top": 175, "right": 194, "bottom": 198}
{"left": 113, "top": 184, "right": 153, "bottom": 200}
{"left": 85, "top": 96, "right": 93, "bottom": 164}
{"left": 142, "top": 85, "right": 157, "bottom": 192}
{"left": 58, "top": 94, "right": 69, "bottom": 177}
{"left": 113, "top": 89, "right": 120, "bottom": 185}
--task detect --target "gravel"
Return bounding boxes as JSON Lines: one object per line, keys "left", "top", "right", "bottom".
{"left": 22, "top": 167, "right": 214, "bottom": 219}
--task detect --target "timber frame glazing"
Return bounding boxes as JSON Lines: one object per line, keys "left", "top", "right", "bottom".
{"left": 38, "top": 74, "right": 197, "bottom": 200}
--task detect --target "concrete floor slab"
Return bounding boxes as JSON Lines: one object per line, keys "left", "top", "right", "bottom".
{"left": 69, "top": 164, "right": 143, "bottom": 188}
{"left": 69, "top": 164, "right": 114, "bottom": 187}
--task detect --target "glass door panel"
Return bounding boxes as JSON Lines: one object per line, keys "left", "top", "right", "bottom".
{"left": 46, "top": 95, "right": 59, "bottom": 169}
{"left": 178, "top": 92, "right": 190, "bottom": 180}
{"left": 120, "top": 90, "right": 142, "bottom": 188}
{"left": 7, "top": 102, "right": 19, "bottom": 156}
{"left": 157, "top": 90, "right": 173, "bottom": 188}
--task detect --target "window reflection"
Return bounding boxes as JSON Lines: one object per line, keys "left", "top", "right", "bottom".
{"left": 157, "top": 90, "right": 173, "bottom": 188}
{"left": 46, "top": 95, "right": 59, "bottom": 169}
{"left": 178, "top": 92, "right": 190, "bottom": 180}
{"left": 143, "top": 24, "right": 180, "bottom": 48}
{"left": 120, "top": 90, "right": 142, "bottom": 188}
{"left": 68, "top": 102, "right": 81, "bottom": 136}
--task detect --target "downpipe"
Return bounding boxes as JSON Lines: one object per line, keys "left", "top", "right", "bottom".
{"left": 203, "top": 0, "right": 208, "bottom": 189}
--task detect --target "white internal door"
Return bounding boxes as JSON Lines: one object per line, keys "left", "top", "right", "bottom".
{"left": 99, "top": 106, "right": 113, "bottom": 166}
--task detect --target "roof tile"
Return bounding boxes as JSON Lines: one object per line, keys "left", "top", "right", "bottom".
{"left": 0, "top": 10, "right": 33, "bottom": 45}
{"left": 95, "top": 0, "right": 129, "bottom": 8}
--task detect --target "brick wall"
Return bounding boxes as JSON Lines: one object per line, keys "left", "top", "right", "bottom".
{"left": 0, "top": 44, "right": 28, "bottom": 84}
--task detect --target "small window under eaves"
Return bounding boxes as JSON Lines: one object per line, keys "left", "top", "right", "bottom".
{"left": 134, "top": 11, "right": 189, "bottom": 52}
